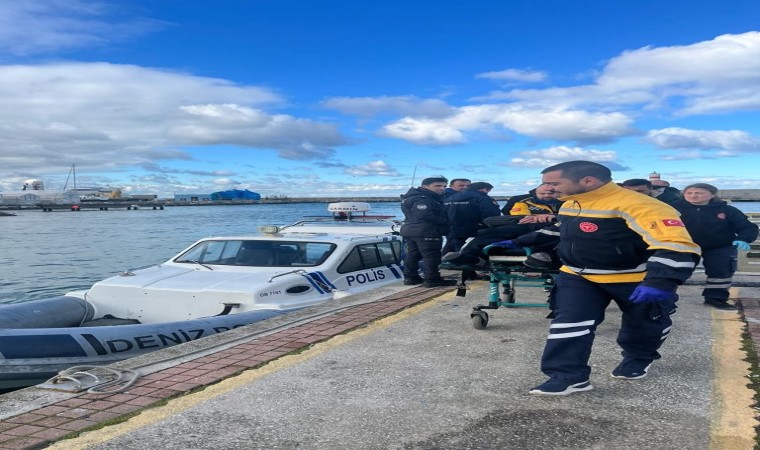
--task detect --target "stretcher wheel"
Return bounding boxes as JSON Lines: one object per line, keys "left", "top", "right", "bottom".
{"left": 472, "top": 311, "right": 489, "bottom": 329}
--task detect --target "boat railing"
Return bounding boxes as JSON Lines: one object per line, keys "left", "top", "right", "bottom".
{"left": 268, "top": 269, "right": 308, "bottom": 282}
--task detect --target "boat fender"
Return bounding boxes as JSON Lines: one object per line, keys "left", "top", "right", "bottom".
{"left": 0, "top": 296, "right": 95, "bottom": 329}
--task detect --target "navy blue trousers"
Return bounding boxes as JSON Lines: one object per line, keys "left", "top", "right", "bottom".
{"left": 701, "top": 245, "right": 737, "bottom": 302}
{"left": 403, "top": 236, "right": 444, "bottom": 280}
{"left": 540, "top": 272, "right": 677, "bottom": 382}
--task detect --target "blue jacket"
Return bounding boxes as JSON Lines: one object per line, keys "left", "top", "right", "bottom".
{"left": 444, "top": 190, "right": 501, "bottom": 238}
{"left": 672, "top": 199, "right": 758, "bottom": 251}
{"left": 400, "top": 187, "right": 449, "bottom": 237}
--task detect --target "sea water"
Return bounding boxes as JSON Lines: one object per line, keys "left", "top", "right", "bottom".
{"left": 2, "top": 201, "right": 759, "bottom": 304}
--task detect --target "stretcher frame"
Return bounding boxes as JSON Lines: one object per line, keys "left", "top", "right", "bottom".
{"left": 442, "top": 250, "right": 557, "bottom": 329}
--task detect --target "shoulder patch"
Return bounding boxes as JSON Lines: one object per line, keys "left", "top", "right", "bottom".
{"left": 662, "top": 219, "right": 684, "bottom": 227}
{"left": 416, "top": 204, "right": 428, "bottom": 210}
{"left": 579, "top": 222, "right": 598, "bottom": 232}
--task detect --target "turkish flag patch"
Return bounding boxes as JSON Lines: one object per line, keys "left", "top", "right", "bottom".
{"left": 662, "top": 219, "right": 684, "bottom": 227}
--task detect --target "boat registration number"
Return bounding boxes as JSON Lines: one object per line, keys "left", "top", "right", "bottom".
{"left": 259, "top": 290, "right": 282, "bottom": 297}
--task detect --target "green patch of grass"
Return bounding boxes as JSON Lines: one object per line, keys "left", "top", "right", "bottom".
{"left": 738, "top": 312, "right": 760, "bottom": 449}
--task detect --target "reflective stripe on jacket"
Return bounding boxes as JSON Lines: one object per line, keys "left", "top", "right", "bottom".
{"left": 555, "top": 182, "right": 700, "bottom": 289}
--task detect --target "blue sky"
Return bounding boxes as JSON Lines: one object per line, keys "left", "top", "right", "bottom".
{"left": 1, "top": 0, "right": 760, "bottom": 198}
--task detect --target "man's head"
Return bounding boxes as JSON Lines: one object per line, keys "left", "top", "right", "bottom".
{"left": 467, "top": 182, "right": 493, "bottom": 193}
{"left": 533, "top": 184, "right": 558, "bottom": 201}
{"left": 449, "top": 178, "right": 471, "bottom": 191}
{"left": 421, "top": 176, "right": 449, "bottom": 194}
{"left": 621, "top": 179, "right": 653, "bottom": 195}
{"left": 651, "top": 179, "right": 670, "bottom": 188}
{"left": 540, "top": 161, "right": 612, "bottom": 197}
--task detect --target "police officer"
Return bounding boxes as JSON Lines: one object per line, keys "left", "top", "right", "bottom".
{"left": 525, "top": 161, "right": 700, "bottom": 396}
{"left": 400, "top": 177, "right": 458, "bottom": 288}
{"left": 443, "top": 182, "right": 501, "bottom": 253}
{"left": 443, "top": 178, "right": 471, "bottom": 199}
{"left": 672, "top": 183, "right": 759, "bottom": 310}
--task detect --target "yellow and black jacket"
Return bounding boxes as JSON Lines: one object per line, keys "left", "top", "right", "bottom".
{"left": 509, "top": 198, "right": 561, "bottom": 215}
{"left": 554, "top": 182, "right": 700, "bottom": 289}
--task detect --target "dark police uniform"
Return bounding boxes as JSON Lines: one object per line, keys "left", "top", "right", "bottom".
{"left": 400, "top": 187, "right": 450, "bottom": 282}
{"left": 672, "top": 198, "right": 759, "bottom": 303}
{"left": 443, "top": 189, "right": 501, "bottom": 252}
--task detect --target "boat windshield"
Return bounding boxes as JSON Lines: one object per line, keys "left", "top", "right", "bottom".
{"left": 174, "top": 240, "right": 336, "bottom": 267}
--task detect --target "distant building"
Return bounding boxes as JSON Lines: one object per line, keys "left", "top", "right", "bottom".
{"left": 129, "top": 194, "right": 158, "bottom": 202}
{"left": 174, "top": 193, "right": 213, "bottom": 202}
{"left": 0, "top": 190, "right": 80, "bottom": 205}
{"left": 210, "top": 189, "right": 261, "bottom": 201}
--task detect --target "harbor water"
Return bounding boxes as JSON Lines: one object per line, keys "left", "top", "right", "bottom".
{"left": 2, "top": 201, "right": 759, "bottom": 305}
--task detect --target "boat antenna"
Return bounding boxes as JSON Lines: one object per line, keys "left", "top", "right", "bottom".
{"left": 410, "top": 165, "right": 417, "bottom": 187}
{"left": 63, "top": 163, "right": 77, "bottom": 191}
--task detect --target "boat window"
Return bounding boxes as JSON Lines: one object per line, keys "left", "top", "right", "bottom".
{"left": 337, "top": 241, "right": 401, "bottom": 274}
{"left": 378, "top": 241, "right": 402, "bottom": 265}
{"left": 175, "top": 241, "right": 335, "bottom": 267}
{"left": 338, "top": 248, "right": 363, "bottom": 273}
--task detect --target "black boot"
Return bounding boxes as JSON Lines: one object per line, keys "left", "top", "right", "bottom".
{"left": 704, "top": 298, "right": 737, "bottom": 310}
{"left": 403, "top": 275, "right": 424, "bottom": 285}
{"left": 423, "top": 278, "right": 458, "bottom": 288}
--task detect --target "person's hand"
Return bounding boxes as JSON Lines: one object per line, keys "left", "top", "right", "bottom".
{"left": 491, "top": 240, "right": 517, "bottom": 248}
{"left": 518, "top": 214, "right": 556, "bottom": 224}
{"left": 733, "top": 240, "right": 751, "bottom": 251}
{"left": 629, "top": 286, "right": 675, "bottom": 303}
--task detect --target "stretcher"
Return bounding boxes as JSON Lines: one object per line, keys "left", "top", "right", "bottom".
{"left": 440, "top": 246, "right": 557, "bottom": 329}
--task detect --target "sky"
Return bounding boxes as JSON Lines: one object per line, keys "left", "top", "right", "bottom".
{"left": 2, "top": 0, "right": 760, "bottom": 199}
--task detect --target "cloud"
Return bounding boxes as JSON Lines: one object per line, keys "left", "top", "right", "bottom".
{"left": 140, "top": 163, "right": 236, "bottom": 177}
{"left": 0, "top": 62, "right": 349, "bottom": 173}
{"left": 344, "top": 160, "right": 401, "bottom": 177}
{"left": 487, "top": 32, "right": 760, "bottom": 116}
{"left": 322, "top": 95, "right": 456, "bottom": 118}
{"left": 380, "top": 105, "right": 634, "bottom": 145}
{"left": 475, "top": 68, "right": 547, "bottom": 83}
{"left": 505, "top": 146, "right": 628, "bottom": 170}
{"left": 172, "top": 104, "right": 345, "bottom": 160}
{"left": 0, "top": 1, "right": 169, "bottom": 56}
{"left": 644, "top": 127, "right": 760, "bottom": 156}
{"left": 380, "top": 117, "right": 466, "bottom": 145}
{"left": 356, "top": 32, "right": 760, "bottom": 148}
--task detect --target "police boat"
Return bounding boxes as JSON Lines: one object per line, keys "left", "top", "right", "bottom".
{"left": 0, "top": 202, "right": 404, "bottom": 390}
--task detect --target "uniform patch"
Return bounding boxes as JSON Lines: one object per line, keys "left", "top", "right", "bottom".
{"left": 416, "top": 204, "right": 428, "bottom": 210}
{"left": 662, "top": 219, "right": 684, "bottom": 227}
{"left": 578, "top": 222, "right": 598, "bottom": 232}
{"left": 717, "top": 213, "right": 726, "bottom": 220}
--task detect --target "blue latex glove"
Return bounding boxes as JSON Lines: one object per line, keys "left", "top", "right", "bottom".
{"left": 733, "top": 240, "right": 751, "bottom": 251}
{"left": 490, "top": 240, "right": 517, "bottom": 249}
{"left": 629, "top": 286, "right": 675, "bottom": 303}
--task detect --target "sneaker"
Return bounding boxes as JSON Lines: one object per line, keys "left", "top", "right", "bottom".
{"left": 523, "top": 252, "right": 555, "bottom": 269}
{"left": 403, "top": 276, "right": 423, "bottom": 285}
{"left": 442, "top": 252, "right": 484, "bottom": 267}
{"left": 611, "top": 359, "right": 652, "bottom": 380}
{"left": 529, "top": 379, "right": 593, "bottom": 396}
{"left": 441, "top": 252, "right": 461, "bottom": 261}
{"left": 423, "top": 278, "right": 458, "bottom": 288}
{"left": 704, "top": 298, "right": 737, "bottom": 310}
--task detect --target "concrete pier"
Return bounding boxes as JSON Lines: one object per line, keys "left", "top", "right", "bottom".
{"left": 1, "top": 272, "right": 759, "bottom": 449}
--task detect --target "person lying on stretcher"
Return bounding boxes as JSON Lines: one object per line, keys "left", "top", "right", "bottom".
{"left": 441, "top": 216, "right": 561, "bottom": 270}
